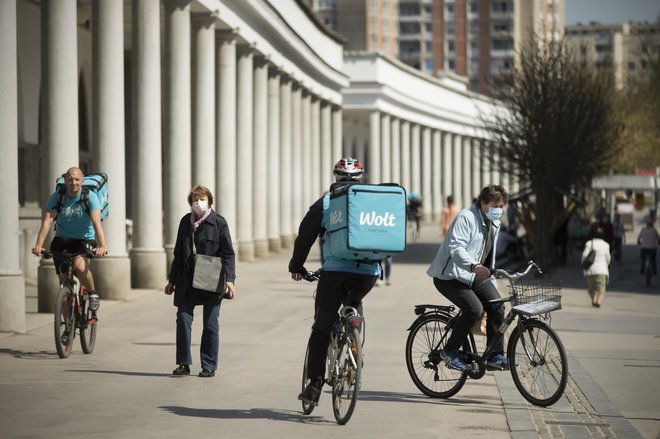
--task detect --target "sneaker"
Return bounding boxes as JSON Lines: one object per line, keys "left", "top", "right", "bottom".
{"left": 439, "top": 349, "right": 470, "bottom": 371}
{"left": 486, "top": 353, "right": 509, "bottom": 370}
{"left": 172, "top": 364, "right": 190, "bottom": 376}
{"left": 89, "top": 293, "right": 100, "bottom": 311}
{"left": 199, "top": 369, "right": 215, "bottom": 378}
{"left": 298, "top": 383, "right": 321, "bottom": 405}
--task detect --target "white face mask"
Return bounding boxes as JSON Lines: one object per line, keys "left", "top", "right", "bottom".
{"left": 192, "top": 200, "right": 209, "bottom": 216}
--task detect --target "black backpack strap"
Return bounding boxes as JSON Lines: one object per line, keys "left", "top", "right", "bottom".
{"left": 54, "top": 186, "right": 66, "bottom": 219}
{"left": 80, "top": 187, "right": 91, "bottom": 217}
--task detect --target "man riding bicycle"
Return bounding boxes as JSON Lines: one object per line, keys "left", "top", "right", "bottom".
{"left": 32, "top": 167, "right": 107, "bottom": 312}
{"left": 289, "top": 158, "right": 380, "bottom": 405}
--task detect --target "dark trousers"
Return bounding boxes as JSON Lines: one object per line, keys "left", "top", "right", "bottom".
{"left": 176, "top": 300, "right": 221, "bottom": 370}
{"left": 433, "top": 277, "right": 505, "bottom": 354}
{"left": 641, "top": 248, "right": 657, "bottom": 275}
{"left": 306, "top": 271, "right": 377, "bottom": 381}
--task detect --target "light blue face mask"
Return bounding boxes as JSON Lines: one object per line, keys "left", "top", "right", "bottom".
{"left": 486, "top": 207, "right": 503, "bottom": 221}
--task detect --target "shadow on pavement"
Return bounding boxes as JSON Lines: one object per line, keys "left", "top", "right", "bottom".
{"left": 159, "top": 406, "right": 333, "bottom": 425}
{"left": 66, "top": 369, "right": 172, "bottom": 378}
{"left": 0, "top": 348, "right": 57, "bottom": 359}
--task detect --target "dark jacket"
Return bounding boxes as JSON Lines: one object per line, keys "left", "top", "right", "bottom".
{"left": 168, "top": 210, "right": 236, "bottom": 307}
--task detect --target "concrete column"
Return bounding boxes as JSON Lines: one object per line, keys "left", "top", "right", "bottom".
{"left": 311, "top": 98, "right": 321, "bottom": 196}
{"left": 391, "top": 118, "right": 401, "bottom": 184}
{"left": 411, "top": 124, "right": 421, "bottom": 195}
{"left": 462, "top": 136, "right": 472, "bottom": 207}
{"left": 368, "top": 110, "right": 381, "bottom": 183}
{"left": 253, "top": 55, "right": 269, "bottom": 258}
{"left": 381, "top": 113, "right": 391, "bottom": 182}
{"left": 0, "top": 0, "right": 25, "bottom": 332}
{"left": 236, "top": 46, "right": 255, "bottom": 261}
{"left": 191, "top": 13, "right": 216, "bottom": 193}
{"left": 130, "top": 0, "right": 166, "bottom": 288}
{"left": 267, "top": 68, "right": 281, "bottom": 252}
{"left": 301, "top": 91, "right": 312, "bottom": 205}
{"left": 216, "top": 30, "right": 237, "bottom": 231}
{"left": 442, "top": 131, "right": 453, "bottom": 207}
{"left": 279, "top": 77, "right": 294, "bottom": 247}
{"left": 320, "top": 102, "right": 332, "bottom": 189}
{"left": 291, "top": 84, "right": 303, "bottom": 224}
{"left": 432, "top": 129, "right": 442, "bottom": 219}
{"left": 491, "top": 143, "right": 500, "bottom": 186}
{"left": 39, "top": 0, "right": 80, "bottom": 312}
{"left": 331, "top": 106, "right": 342, "bottom": 167}
{"left": 452, "top": 134, "right": 463, "bottom": 209}
{"left": 400, "top": 120, "right": 411, "bottom": 192}
{"left": 421, "top": 126, "right": 432, "bottom": 220}
{"left": 471, "top": 138, "right": 481, "bottom": 201}
{"left": 91, "top": 0, "right": 130, "bottom": 300}
{"left": 163, "top": 0, "right": 192, "bottom": 268}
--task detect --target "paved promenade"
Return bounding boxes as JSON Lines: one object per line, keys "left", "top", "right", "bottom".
{"left": 1, "top": 223, "right": 659, "bottom": 439}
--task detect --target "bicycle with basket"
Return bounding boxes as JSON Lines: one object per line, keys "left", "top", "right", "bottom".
{"left": 405, "top": 260, "right": 568, "bottom": 406}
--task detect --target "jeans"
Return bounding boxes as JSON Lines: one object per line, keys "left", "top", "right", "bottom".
{"left": 433, "top": 277, "right": 505, "bottom": 353}
{"left": 176, "top": 300, "right": 221, "bottom": 370}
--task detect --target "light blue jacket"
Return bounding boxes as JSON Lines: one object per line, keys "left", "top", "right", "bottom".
{"left": 426, "top": 204, "right": 500, "bottom": 287}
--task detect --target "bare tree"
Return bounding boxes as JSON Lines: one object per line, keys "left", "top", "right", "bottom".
{"left": 483, "top": 38, "right": 621, "bottom": 270}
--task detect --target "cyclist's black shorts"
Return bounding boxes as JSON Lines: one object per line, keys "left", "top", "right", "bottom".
{"left": 50, "top": 237, "right": 96, "bottom": 275}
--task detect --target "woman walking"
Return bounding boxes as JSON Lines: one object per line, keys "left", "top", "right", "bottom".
{"left": 164, "top": 185, "right": 236, "bottom": 377}
{"left": 581, "top": 228, "right": 610, "bottom": 308}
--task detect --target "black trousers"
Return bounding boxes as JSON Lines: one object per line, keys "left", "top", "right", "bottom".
{"left": 433, "top": 277, "right": 505, "bottom": 354}
{"left": 306, "top": 271, "right": 377, "bottom": 381}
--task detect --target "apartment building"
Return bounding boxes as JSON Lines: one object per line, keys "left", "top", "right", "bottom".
{"left": 565, "top": 21, "right": 660, "bottom": 89}
{"left": 309, "top": 0, "right": 563, "bottom": 95}
{"left": 304, "top": 0, "right": 399, "bottom": 57}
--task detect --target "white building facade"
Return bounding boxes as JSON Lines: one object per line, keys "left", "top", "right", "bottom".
{"left": 2, "top": 0, "right": 506, "bottom": 333}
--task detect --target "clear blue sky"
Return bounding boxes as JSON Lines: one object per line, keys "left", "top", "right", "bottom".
{"left": 566, "top": 0, "right": 660, "bottom": 25}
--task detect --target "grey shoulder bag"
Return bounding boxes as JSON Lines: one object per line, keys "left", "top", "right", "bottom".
{"left": 191, "top": 228, "right": 223, "bottom": 293}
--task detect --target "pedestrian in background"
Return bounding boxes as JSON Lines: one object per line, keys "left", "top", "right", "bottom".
{"left": 581, "top": 228, "right": 610, "bottom": 308}
{"left": 164, "top": 185, "right": 236, "bottom": 378}
{"left": 637, "top": 220, "right": 659, "bottom": 276}
{"left": 439, "top": 195, "right": 460, "bottom": 241}
{"left": 612, "top": 213, "right": 625, "bottom": 262}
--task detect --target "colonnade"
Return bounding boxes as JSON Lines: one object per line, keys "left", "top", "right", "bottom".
{"left": 1, "top": 0, "right": 346, "bottom": 330}
{"left": 345, "top": 111, "right": 513, "bottom": 221}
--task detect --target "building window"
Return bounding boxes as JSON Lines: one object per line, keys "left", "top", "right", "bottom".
{"left": 448, "top": 59, "right": 456, "bottom": 70}
{"left": 448, "top": 40, "right": 455, "bottom": 51}
{"left": 628, "top": 62, "right": 636, "bottom": 70}
{"left": 425, "top": 59, "right": 434, "bottom": 72}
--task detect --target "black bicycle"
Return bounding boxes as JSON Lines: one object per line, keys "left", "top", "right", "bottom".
{"left": 300, "top": 270, "right": 364, "bottom": 425}
{"left": 405, "top": 261, "right": 568, "bottom": 406}
{"left": 42, "top": 248, "right": 98, "bottom": 359}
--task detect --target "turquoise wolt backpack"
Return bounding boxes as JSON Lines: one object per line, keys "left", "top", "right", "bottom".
{"left": 55, "top": 173, "right": 109, "bottom": 220}
{"left": 322, "top": 183, "right": 407, "bottom": 261}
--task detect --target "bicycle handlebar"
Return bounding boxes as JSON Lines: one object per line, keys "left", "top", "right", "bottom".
{"left": 492, "top": 260, "right": 542, "bottom": 281}
{"left": 303, "top": 269, "right": 322, "bottom": 282}
{"left": 41, "top": 248, "right": 98, "bottom": 260}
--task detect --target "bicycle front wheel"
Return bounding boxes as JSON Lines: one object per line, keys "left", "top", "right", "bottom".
{"left": 54, "top": 288, "right": 75, "bottom": 358}
{"left": 508, "top": 319, "right": 568, "bottom": 406}
{"left": 332, "top": 328, "right": 362, "bottom": 425}
{"left": 405, "top": 314, "right": 468, "bottom": 398}
{"left": 80, "top": 302, "right": 97, "bottom": 354}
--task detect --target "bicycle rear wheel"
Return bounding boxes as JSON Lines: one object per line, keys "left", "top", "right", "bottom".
{"left": 508, "top": 319, "right": 567, "bottom": 406}
{"left": 332, "top": 328, "right": 361, "bottom": 425}
{"left": 54, "top": 288, "right": 75, "bottom": 358}
{"left": 80, "top": 298, "right": 97, "bottom": 354}
{"left": 645, "top": 259, "right": 652, "bottom": 286}
{"left": 300, "top": 346, "right": 316, "bottom": 414}
{"left": 405, "top": 314, "right": 468, "bottom": 398}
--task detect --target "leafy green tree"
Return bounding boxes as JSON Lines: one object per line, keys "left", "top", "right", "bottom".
{"left": 483, "top": 38, "right": 621, "bottom": 270}
{"left": 613, "top": 30, "right": 660, "bottom": 172}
